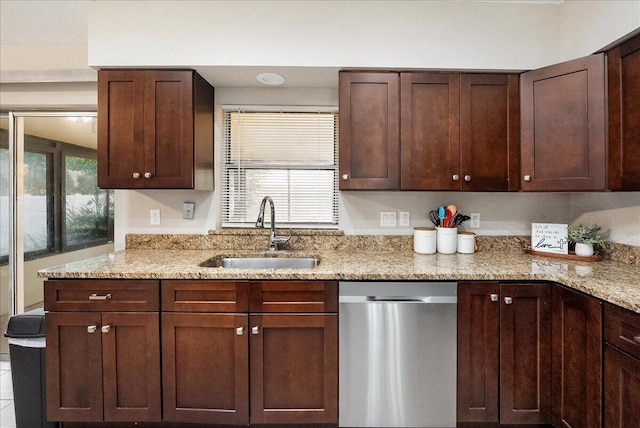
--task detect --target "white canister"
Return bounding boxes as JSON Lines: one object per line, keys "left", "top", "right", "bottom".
{"left": 436, "top": 227, "right": 458, "bottom": 254}
{"left": 457, "top": 231, "right": 476, "bottom": 254}
{"left": 413, "top": 227, "right": 437, "bottom": 254}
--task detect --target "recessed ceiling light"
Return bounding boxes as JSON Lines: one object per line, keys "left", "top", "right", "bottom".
{"left": 256, "top": 72, "right": 285, "bottom": 86}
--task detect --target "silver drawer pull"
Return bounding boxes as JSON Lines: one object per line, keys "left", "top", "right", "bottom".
{"left": 89, "top": 293, "right": 112, "bottom": 301}
{"left": 634, "top": 335, "right": 640, "bottom": 344}
{"left": 342, "top": 174, "right": 349, "bottom": 181}
{"left": 132, "top": 172, "right": 141, "bottom": 179}
{"left": 452, "top": 174, "right": 460, "bottom": 181}
{"left": 144, "top": 172, "right": 152, "bottom": 179}
{"left": 504, "top": 297, "right": 513, "bottom": 305}
{"left": 87, "top": 325, "right": 97, "bottom": 333}
{"left": 236, "top": 327, "right": 244, "bottom": 336}
{"left": 464, "top": 175, "right": 471, "bottom": 182}
{"left": 524, "top": 175, "right": 532, "bottom": 182}
{"left": 101, "top": 325, "right": 111, "bottom": 333}
{"left": 490, "top": 294, "right": 498, "bottom": 302}
{"left": 252, "top": 326, "right": 260, "bottom": 335}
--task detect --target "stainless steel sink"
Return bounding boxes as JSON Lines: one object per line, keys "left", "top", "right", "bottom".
{"left": 200, "top": 255, "right": 319, "bottom": 269}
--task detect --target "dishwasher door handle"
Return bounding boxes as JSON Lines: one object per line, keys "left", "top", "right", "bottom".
{"left": 340, "top": 295, "right": 457, "bottom": 304}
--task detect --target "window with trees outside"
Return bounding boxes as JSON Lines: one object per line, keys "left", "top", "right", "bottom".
{"left": 222, "top": 107, "right": 339, "bottom": 228}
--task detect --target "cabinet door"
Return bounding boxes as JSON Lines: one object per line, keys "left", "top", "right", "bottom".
{"left": 162, "top": 313, "right": 249, "bottom": 425}
{"left": 101, "top": 312, "right": 161, "bottom": 422}
{"left": 604, "top": 344, "right": 640, "bottom": 427}
{"left": 520, "top": 54, "right": 606, "bottom": 191}
{"left": 142, "top": 70, "right": 195, "bottom": 188}
{"left": 250, "top": 314, "right": 338, "bottom": 424}
{"left": 339, "top": 72, "right": 400, "bottom": 190}
{"left": 98, "top": 70, "right": 146, "bottom": 189}
{"left": 499, "top": 283, "right": 552, "bottom": 424}
{"left": 457, "top": 282, "right": 499, "bottom": 423}
{"left": 552, "top": 286, "right": 602, "bottom": 428}
{"left": 608, "top": 33, "right": 640, "bottom": 190}
{"left": 46, "top": 312, "right": 104, "bottom": 422}
{"left": 460, "top": 74, "right": 520, "bottom": 191}
{"left": 400, "top": 73, "right": 460, "bottom": 190}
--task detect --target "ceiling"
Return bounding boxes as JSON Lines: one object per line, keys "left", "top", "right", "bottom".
{"left": 0, "top": 0, "right": 564, "bottom": 88}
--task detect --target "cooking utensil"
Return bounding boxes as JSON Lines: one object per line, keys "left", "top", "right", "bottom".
{"left": 428, "top": 210, "right": 440, "bottom": 227}
{"left": 444, "top": 208, "right": 452, "bottom": 228}
{"left": 438, "top": 206, "right": 445, "bottom": 222}
{"left": 446, "top": 204, "right": 457, "bottom": 217}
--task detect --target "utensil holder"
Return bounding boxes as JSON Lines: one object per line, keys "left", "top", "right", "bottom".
{"left": 436, "top": 227, "right": 458, "bottom": 254}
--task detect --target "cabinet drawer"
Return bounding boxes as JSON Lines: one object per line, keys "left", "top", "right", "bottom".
{"left": 162, "top": 281, "right": 249, "bottom": 312}
{"left": 44, "top": 280, "right": 159, "bottom": 312}
{"left": 604, "top": 303, "right": 640, "bottom": 359}
{"left": 250, "top": 281, "right": 338, "bottom": 313}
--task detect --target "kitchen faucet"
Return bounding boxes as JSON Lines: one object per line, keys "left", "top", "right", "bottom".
{"left": 255, "top": 196, "right": 290, "bottom": 251}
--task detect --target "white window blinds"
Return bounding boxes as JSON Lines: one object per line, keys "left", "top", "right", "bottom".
{"left": 222, "top": 107, "right": 339, "bottom": 227}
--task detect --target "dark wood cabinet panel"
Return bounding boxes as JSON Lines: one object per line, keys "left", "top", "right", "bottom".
{"left": 161, "top": 280, "right": 249, "bottom": 313}
{"left": 520, "top": 54, "right": 606, "bottom": 191}
{"left": 608, "top": 33, "right": 640, "bottom": 190}
{"left": 249, "top": 280, "right": 338, "bottom": 313}
{"left": 460, "top": 74, "right": 520, "bottom": 191}
{"left": 604, "top": 344, "right": 640, "bottom": 427}
{"left": 551, "top": 286, "right": 602, "bottom": 428}
{"left": 102, "top": 313, "right": 161, "bottom": 422}
{"left": 46, "top": 312, "right": 104, "bottom": 422}
{"left": 98, "top": 69, "right": 213, "bottom": 190}
{"left": 339, "top": 72, "right": 400, "bottom": 190}
{"left": 400, "top": 72, "right": 460, "bottom": 190}
{"left": 161, "top": 313, "right": 249, "bottom": 425}
{"left": 499, "top": 283, "right": 552, "bottom": 424}
{"left": 250, "top": 313, "right": 338, "bottom": 424}
{"left": 457, "top": 281, "right": 500, "bottom": 423}
{"left": 604, "top": 303, "right": 640, "bottom": 360}
{"left": 46, "top": 312, "right": 160, "bottom": 423}
{"left": 44, "top": 280, "right": 159, "bottom": 312}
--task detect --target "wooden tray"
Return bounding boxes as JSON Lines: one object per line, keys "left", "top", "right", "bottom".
{"left": 524, "top": 248, "right": 602, "bottom": 263}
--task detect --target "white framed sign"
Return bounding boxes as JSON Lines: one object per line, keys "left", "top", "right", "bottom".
{"left": 531, "top": 223, "right": 569, "bottom": 255}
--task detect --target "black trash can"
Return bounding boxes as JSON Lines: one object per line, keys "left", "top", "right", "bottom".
{"left": 4, "top": 308, "right": 59, "bottom": 428}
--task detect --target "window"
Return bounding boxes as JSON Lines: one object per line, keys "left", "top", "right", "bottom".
{"left": 222, "top": 107, "right": 339, "bottom": 227}
{"left": 0, "top": 126, "right": 113, "bottom": 264}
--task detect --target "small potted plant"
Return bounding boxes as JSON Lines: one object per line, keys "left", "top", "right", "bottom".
{"left": 567, "top": 224, "right": 608, "bottom": 257}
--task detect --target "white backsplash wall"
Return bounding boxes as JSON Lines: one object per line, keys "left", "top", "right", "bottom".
{"left": 339, "top": 192, "right": 572, "bottom": 236}
{"left": 570, "top": 192, "right": 640, "bottom": 246}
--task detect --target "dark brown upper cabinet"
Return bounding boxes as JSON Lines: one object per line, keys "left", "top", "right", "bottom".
{"left": 98, "top": 69, "right": 214, "bottom": 190}
{"left": 401, "top": 73, "right": 519, "bottom": 191}
{"left": 608, "top": 33, "right": 640, "bottom": 191}
{"left": 520, "top": 54, "right": 606, "bottom": 191}
{"left": 339, "top": 71, "right": 400, "bottom": 190}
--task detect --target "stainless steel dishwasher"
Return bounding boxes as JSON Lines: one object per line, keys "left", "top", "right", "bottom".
{"left": 339, "top": 281, "right": 457, "bottom": 428}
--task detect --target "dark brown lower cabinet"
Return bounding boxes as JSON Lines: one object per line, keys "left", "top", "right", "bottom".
{"left": 551, "top": 286, "right": 602, "bottom": 428}
{"left": 604, "top": 344, "right": 640, "bottom": 426}
{"left": 457, "top": 282, "right": 552, "bottom": 425}
{"left": 46, "top": 312, "right": 161, "bottom": 423}
{"left": 161, "top": 313, "right": 249, "bottom": 425}
{"left": 250, "top": 313, "right": 338, "bottom": 424}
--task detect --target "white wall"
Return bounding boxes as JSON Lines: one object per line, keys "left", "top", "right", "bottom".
{"left": 570, "top": 193, "right": 640, "bottom": 246}
{"left": 88, "top": 0, "right": 563, "bottom": 71}
{"left": 560, "top": 0, "right": 640, "bottom": 60}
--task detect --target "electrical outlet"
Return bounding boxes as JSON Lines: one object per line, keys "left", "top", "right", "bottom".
{"left": 182, "top": 202, "right": 195, "bottom": 220}
{"left": 380, "top": 211, "right": 397, "bottom": 227}
{"left": 150, "top": 209, "right": 161, "bottom": 225}
{"left": 399, "top": 211, "right": 410, "bottom": 227}
{"left": 470, "top": 212, "right": 480, "bottom": 228}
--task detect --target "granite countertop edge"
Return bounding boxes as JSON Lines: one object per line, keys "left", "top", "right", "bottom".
{"left": 38, "top": 248, "right": 640, "bottom": 314}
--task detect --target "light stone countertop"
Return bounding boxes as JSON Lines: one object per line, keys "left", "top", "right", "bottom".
{"left": 38, "top": 248, "right": 640, "bottom": 314}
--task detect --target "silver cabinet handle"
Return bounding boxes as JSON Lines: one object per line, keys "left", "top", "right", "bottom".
{"left": 236, "top": 327, "right": 244, "bottom": 336}
{"left": 101, "top": 325, "right": 111, "bottom": 333}
{"left": 132, "top": 172, "right": 141, "bottom": 179}
{"left": 524, "top": 175, "right": 532, "bottom": 182}
{"left": 252, "top": 326, "right": 260, "bottom": 335}
{"left": 504, "top": 297, "right": 513, "bottom": 305}
{"left": 452, "top": 174, "right": 460, "bottom": 181}
{"left": 144, "top": 172, "right": 152, "bottom": 179}
{"left": 634, "top": 335, "right": 640, "bottom": 344}
{"left": 464, "top": 175, "right": 471, "bottom": 182}
{"left": 89, "top": 293, "right": 111, "bottom": 301}
{"left": 87, "top": 325, "right": 97, "bottom": 333}
{"left": 342, "top": 174, "right": 349, "bottom": 181}
{"left": 490, "top": 294, "right": 498, "bottom": 302}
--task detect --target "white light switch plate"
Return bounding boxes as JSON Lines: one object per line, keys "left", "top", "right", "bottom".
{"left": 399, "top": 211, "right": 410, "bottom": 227}
{"left": 380, "top": 211, "right": 397, "bottom": 227}
{"left": 150, "top": 209, "right": 161, "bottom": 225}
{"left": 470, "top": 213, "right": 480, "bottom": 228}
{"left": 182, "top": 202, "right": 195, "bottom": 220}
